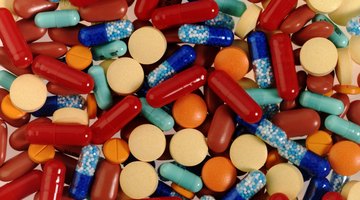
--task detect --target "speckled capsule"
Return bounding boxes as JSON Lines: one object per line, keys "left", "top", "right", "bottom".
{"left": 204, "top": 11, "right": 235, "bottom": 30}
{"left": 347, "top": 15, "right": 360, "bottom": 36}
{"left": 32, "top": 95, "right": 86, "bottom": 117}
{"left": 330, "top": 171, "right": 349, "bottom": 192}
{"left": 140, "top": 97, "right": 174, "bottom": 131}
{"left": 91, "top": 40, "right": 127, "bottom": 61}
{"left": 262, "top": 104, "right": 279, "bottom": 120}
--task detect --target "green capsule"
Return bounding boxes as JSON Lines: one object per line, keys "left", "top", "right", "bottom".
{"left": 325, "top": 115, "right": 360, "bottom": 144}
{"left": 140, "top": 97, "right": 174, "bottom": 131}
{"left": 246, "top": 88, "right": 282, "bottom": 105}
{"left": 35, "top": 10, "right": 80, "bottom": 28}
{"left": 91, "top": 40, "right": 127, "bottom": 61}
{"left": 0, "top": 70, "right": 16, "bottom": 91}
{"left": 215, "top": 0, "right": 247, "bottom": 17}
{"left": 159, "top": 162, "right": 203, "bottom": 193}
{"left": 88, "top": 65, "right": 113, "bottom": 110}
{"left": 299, "top": 91, "right": 344, "bottom": 115}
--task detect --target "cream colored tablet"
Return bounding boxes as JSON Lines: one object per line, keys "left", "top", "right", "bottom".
{"left": 306, "top": 0, "right": 343, "bottom": 13}
{"left": 349, "top": 36, "right": 360, "bottom": 65}
{"left": 341, "top": 181, "right": 360, "bottom": 200}
{"left": 9, "top": 74, "right": 47, "bottom": 112}
{"left": 128, "top": 26, "right": 167, "bottom": 65}
{"left": 128, "top": 124, "right": 166, "bottom": 162}
{"left": 119, "top": 161, "right": 158, "bottom": 199}
{"left": 336, "top": 48, "right": 352, "bottom": 85}
{"left": 266, "top": 163, "right": 304, "bottom": 199}
{"left": 229, "top": 134, "right": 267, "bottom": 172}
{"left": 106, "top": 57, "right": 144, "bottom": 95}
{"left": 52, "top": 107, "right": 89, "bottom": 125}
{"left": 300, "top": 38, "right": 338, "bottom": 76}
{"left": 235, "top": 4, "right": 261, "bottom": 39}
{"left": 329, "top": 0, "right": 360, "bottom": 26}
{"left": 170, "top": 129, "right": 208, "bottom": 167}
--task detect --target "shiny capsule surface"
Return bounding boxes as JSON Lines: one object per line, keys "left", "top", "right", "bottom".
{"left": 39, "top": 159, "right": 66, "bottom": 200}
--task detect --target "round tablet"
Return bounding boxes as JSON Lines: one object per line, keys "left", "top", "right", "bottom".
{"left": 201, "top": 157, "right": 237, "bottom": 192}
{"left": 170, "top": 128, "right": 208, "bottom": 166}
{"left": 66, "top": 45, "right": 92, "bottom": 70}
{"left": 106, "top": 57, "right": 144, "bottom": 95}
{"left": 300, "top": 38, "right": 338, "bottom": 76}
{"left": 128, "top": 124, "right": 166, "bottom": 162}
{"left": 86, "top": 93, "right": 97, "bottom": 119}
{"left": 128, "top": 26, "right": 167, "bottom": 64}
{"left": 328, "top": 140, "right": 360, "bottom": 176}
{"left": 119, "top": 161, "right": 158, "bottom": 199}
{"left": 305, "top": 130, "right": 333, "bottom": 156}
{"left": 214, "top": 47, "right": 249, "bottom": 81}
{"left": 1, "top": 94, "right": 26, "bottom": 120}
{"left": 230, "top": 134, "right": 267, "bottom": 172}
{"left": 349, "top": 36, "right": 360, "bottom": 64}
{"left": 306, "top": 0, "right": 343, "bottom": 13}
{"left": 103, "top": 138, "right": 130, "bottom": 164}
{"left": 9, "top": 74, "right": 47, "bottom": 112}
{"left": 266, "top": 163, "right": 304, "bottom": 199}
{"left": 52, "top": 107, "right": 89, "bottom": 125}
{"left": 341, "top": 181, "right": 360, "bottom": 200}
{"left": 28, "top": 144, "right": 55, "bottom": 164}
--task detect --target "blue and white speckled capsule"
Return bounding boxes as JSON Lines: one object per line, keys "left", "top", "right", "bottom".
{"left": 70, "top": 145, "right": 100, "bottom": 200}
{"left": 178, "top": 24, "right": 234, "bottom": 47}
{"left": 200, "top": 195, "right": 216, "bottom": 200}
{"left": 79, "top": 20, "right": 134, "bottom": 47}
{"left": 347, "top": 15, "right": 360, "bottom": 36}
{"left": 32, "top": 95, "right": 86, "bottom": 117}
{"left": 204, "top": 12, "right": 235, "bottom": 30}
{"left": 261, "top": 104, "right": 279, "bottom": 120}
{"left": 330, "top": 171, "right": 349, "bottom": 192}
{"left": 147, "top": 45, "right": 196, "bottom": 87}
{"left": 223, "top": 170, "right": 266, "bottom": 200}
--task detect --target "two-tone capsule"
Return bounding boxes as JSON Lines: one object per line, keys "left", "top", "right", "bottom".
{"left": 203, "top": 12, "right": 235, "bottom": 30}
{"left": 32, "top": 95, "right": 86, "bottom": 117}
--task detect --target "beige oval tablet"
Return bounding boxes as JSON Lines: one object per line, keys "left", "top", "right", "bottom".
{"left": 106, "top": 57, "right": 144, "bottom": 95}
{"left": 300, "top": 38, "right": 338, "bottom": 76}
{"left": 128, "top": 124, "right": 166, "bottom": 162}
{"left": 170, "top": 128, "right": 208, "bottom": 167}
{"left": 9, "top": 74, "right": 47, "bottom": 112}
{"left": 336, "top": 48, "right": 352, "bottom": 85}
{"left": 119, "top": 161, "right": 158, "bottom": 199}
{"left": 266, "top": 163, "right": 304, "bottom": 199}
{"left": 128, "top": 26, "right": 167, "bottom": 65}
{"left": 341, "top": 181, "right": 360, "bottom": 200}
{"left": 235, "top": 4, "right": 261, "bottom": 39}
{"left": 349, "top": 36, "right": 360, "bottom": 65}
{"left": 229, "top": 134, "right": 267, "bottom": 172}
{"left": 52, "top": 107, "right": 89, "bottom": 125}
{"left": 306, "top": 0, "right": 343, "bottom": 13}
{"left": 329, "top": 0, "right": 360, "bottom": 26}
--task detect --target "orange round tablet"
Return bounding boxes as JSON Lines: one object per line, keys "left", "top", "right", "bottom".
{"left": 328, "top": 140, "right": 360, "bottom": 176}
{"left": 103, "top": 138, "right": 130, "bottom": 164}
{"left": 201, "top": 156, "right": 237, "bottom": 192}
{"left": 66, "top": 45, "right": 93, "bottom": 70}
{"left": 171, "top": 183, "right": 195, "bottom": 199}
{"left": 265, "top": 149, "right": 286, "bottom": 170}
{"left": 214, "top": 47, "right": 249, "bottom": 81}
{"left": 28, "top": 144, "right": 55, "bottom": 164}
{"left": 306, "top": 131, "right": 333, "bottom": 156}
{"left": 1, "top": 94, "right": 27, "bottom": 120}
{"left": 333, "top": 85, "right": 360, "bottom": 95}
{"left": 172, "top": 93, "right": 207, "bottom": 128}
{"left": 86, "top": 93, "right": 97, "bottom": 119}
{"left": 238, "top": 77, "right": 258, "bottom": 89}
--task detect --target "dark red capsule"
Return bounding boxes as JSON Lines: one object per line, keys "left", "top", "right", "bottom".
{"left": 39, "top": 159, "right": 66, "bottom": 200}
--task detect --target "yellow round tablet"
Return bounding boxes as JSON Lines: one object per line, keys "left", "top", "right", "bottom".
{"left": 52, "top": 107, "right": 89, "bottom": 125}
{"left": 9, "top": 74, "right": 47, "bottom": 112}
{"left": 28, "top": 144, "right": 55, "bottom": 164}
{"left": 106, "top": 57, "right": 144, "bottom": 95}
{"left": 336, "top": 48, "right": 352, "bottom": 85}
{"left": 306, "top": 0, "right": 343, "bottom": 13}
{"left": 329, "top": 0, "right": 360, "bottom": 26}
{"left": 128, "top": 124, "right": 166, "bottom": 162}
{"left": 229, "top": 134, "right": 267, "bottom": 172}
{"left": 128, "top": 26, "right": 167, "bottom": 65}
{"left": 99, "top": 59, "right": 115, "bottom": 75}
{"left": 266, "top": 163, "right": 304, "bottom": 199}
{"left": 341, "top": 181, "right": 360, "bottom": 200}
{"left": 119, "top": 161, "right": 158, "bottom": 199}
{"left": 300, "top": 38, "right": 338, "bottom": 76}
{"left": 349, "top": 36, "right": 360, "bottom": 65}
{"left": 66, "top": 45, "right": 92, "bottom": 70}
{"left": 235, "top": 4, "right": 262, "bottom": 39}
{"left": 103, "top": 138, "right": 130, "bottom": 164}
{"left": 1, "top": 94, "right": 27, "bottom": 120}
{"left": 169, "top": 128, "right": 208, "bottom": 166}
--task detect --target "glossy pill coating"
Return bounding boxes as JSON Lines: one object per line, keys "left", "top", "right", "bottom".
{"left": 91, "top": 40, "right": 127, "bottom": 61}
{"left": 86, "top": 93, "right": 97, "bottom": 119}
{"left": 303, "top": 177, "right": 331, "bottom": 200}
{"left": 0, "top": 70, "right": 16, "bottom": 91}
{"left": 1, "top": 94, "right": 26, "bottom": 120}
{"left": 52, "top": 107, "right": 89, "bottom": 126}
{"left": 134, "top": 0, "right": 159, "bottom": 20}
{"left": 322, "top": 192, "right": 344, "bottom": 200}
{"left": 333, "top": 85, "right": 360, "bottom": 95}
{"left": 52, "top": 153, "right": 77, "bottom": 185}
{"left": 171, "top": 183, "right": 194, "bottom": 199}
{"left": 103, "top": 138, "right": 130, "bottom": 164}
{"left": 48, "top": 24, "right": 85, "bottom": 46}
{"left": 79, "top": 0, "right": 128, "bottom": 22}
{"left": 307, "top": 74, "right": 334, "bottom": 94}
{"left": 88, "top": 65, "right": 113, "bottom": 110}
{"left": 291, "top": 21, "right": 334, "bottom": 46}
{"left": 69, "top": 0, "right": 99, "bottom": 7}
{"left": 28, "top": 144, "right": 55, "bottom": 164}
{"left": 332, "top": 92, "right": 350, "bottom": 117}
{"left": 140, "top": 97, "right": 174, "bottom": 131}
{"left": 39, "top": 159, "right": 66, "bottom": 200}
{"left": 328, "top": 141, "right": 360, "bottom": 176}
{"left": 280, "top": 5, "right": 316, "bottom": 34}
{"left": 30, "top": 42, "right": 68, "bottom": 58}
{"left": 214, "top": 47, "right": 249, "bottom": 81}
{"left": 0, "top": 119, "right": 6, "bottom": 166}
{"left": 13, "top": 0, "right": 57, "bottom": 19}
{"left": 0, "top": 48, "right": 32, "bottom": 76}
{"left": 32, "top": 95, "right": 86, "bottom": 117}
{"left": 305, "top": 131, "right": 333, "bottom": 156}
{"left": 325, "top": 115, "right": 360, "bottom": 144}
{"left": 299, "top": 91, "right": 344, "bottom": 115}
{"left": 246, "top": 88, "right": 282, "bottom": 106}
{"left": 234, "top": 3, "right": 261, "bottom": 39}
{"left": 204, "top": 11, "right": 235, "bottom": 30}
{"left": 16, "top": 18, "right": 47, "bottom": 43}
{"left": 347, "top": 100, "right": 360, "bottom": 125}
{"left": 214, "top": 0, "right": 246, "bottom": 17}
{"left": 0, "top": 151, "right": 37, "bottom": 181}
{"left": 35, "top": 10, "right": 80, "bottom": 28}
{"left": 66, "top": 45, "right": 92, "bottom": 71}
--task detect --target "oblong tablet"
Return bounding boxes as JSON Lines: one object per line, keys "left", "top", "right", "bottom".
{"left": 349, "top": 36, "right": 360, "bottom": 65}
{"left": 234, "top": 4, "right": 261, "bottom": 39}
{"left": 336, "top": 48, "right": 352, "bottom": 85}
{"left": 52, "top": 107, "right": 89, "bottom": 125}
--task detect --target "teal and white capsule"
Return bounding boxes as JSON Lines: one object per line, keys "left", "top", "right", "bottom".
{"left": 35, "top": 10, "right": 80, "bottom": 28}
{"left": 0, "top": 70, "right": 16, "bottom": 91}
{"left": 204, "top": 11, "right": 235, "bottom": 30}
{"left": 140, "top": 98, "right": 174, "bottom": 131}
{"left": 91, "top": 40, "right": 127, "bottom": 61}
{"left": 325, "top": 115, "right": 360, "bottom": 144}
{"left": 246, "top": 88, "right": 282, "bottom": 106}
{"left": 88, "top": 65, "right": 113, "bottom": 110}
{"left": 299, "top": 91, "right": 344, "bottom": 115}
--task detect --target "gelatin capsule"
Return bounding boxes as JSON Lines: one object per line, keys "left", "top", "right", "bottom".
{"left": 152, "top": 181, "right": 185, "bottom": 199}
{"left": 69, "top": 0, "right": 99, "bottom": 7}
{"left": 303, "top": 177, "right": 331, "bottom": 200}
{"left": 245, "top": 88, "right": 282, "bottom": 106}
{"left": 214, "top": 0, "right": 247, "bottom": 17}
{"left": 35, "top": 9, "right": 80, "bottom": 28}
{"left": 325, "top": 115, "right": 360, "bottom": 144}
{"left": 39, "top": 159, "right": 66, "bottom": 200}
{"left": 346, "top": 15, "right": 360, "bottom": 36}
{"left": 0, "top": 151, "right": 38, "bottom": 181}
{"left": 280, "top": 5, "right": 316, "bottom": 34}
{"left": 0, "top": 70, "right": 16, "bottom": 91}
{"left": 78, "top": 0, "right": 128, "bottom": 22}
{"left": 0, "top": 119, "right": 6, "bottom": 166}
{"left": 134, "top": 0, "right": 159, "bottom": 20}
{"left": 91, "top": 40, "right": 127, "bottom": 61}
{"left": 330, "top": 171, "right": 349, "bottom": 192}
{"left": 140, "top": 97, "right": 174, "bottom": 131}
{"left": 204, "top": 11, "right": 235, "bottom": 30}
{"left": 299, "top": 91, "right": 344, "bottom": 115}
{"left": 32, "top": 95, "right": 86, "bottom": 117}
{"left": 88, "top": 65, "right": 113, "bottom": 110}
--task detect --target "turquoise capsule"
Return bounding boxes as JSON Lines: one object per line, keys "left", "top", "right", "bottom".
{"left": 325, "top": 115, "right": 360, "bottom": 144}
{"left": 159, "top": 162, "right": 203, "bottom": 193}
{"left": 299, "top": 91, "right": 344, "bottom": 115}
{"left": 246, "top": 88, "right": 282, "bottom": 106}
{"left": 0, "top": 70, "right": 16, "bottom": 91}
{"left": 215, "top": 0, "right": 247, "bottom": 17}
{"left": 140, "top": 98, "right": 174, "bottom": 131}
{"left": 91, "top": 40, "right": 127, "bottom": 61}
{"left": 35, "top": 10, "right": 80, "bottom": 28}
{"left": 88, "top": 66, "right": 113, "bottom": 110}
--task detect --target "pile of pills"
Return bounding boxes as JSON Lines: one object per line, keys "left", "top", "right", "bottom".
{"left": 0, "top": 0, "right": 360, "bottom": 199}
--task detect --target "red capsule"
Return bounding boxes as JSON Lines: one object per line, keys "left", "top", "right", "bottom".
{"left": 151, "top": 0, "right": 218, "bottom": 30}
{"left": 39, "top": 159, "right": 66, "bottom": 200}
{"left": 0, "top": 119, "right": 7, "bottom": 166}
{"left": 146, "top": 66, "right": 207, "bottom": 108}
{"left": 162, "top": 27, "right": 181, "bottom": 43}
{"left": 158, "top": 0, "right": 182, "bottom": 7}
{"left": 46, "top": 82, "right": 79, "bottom": 96}
{"left": 90, "top": 95, "right": 141, "bottom": 144}
{"left": 0, "top": 8, "right": 33, "bottom": 68}
{"left": 280, "top": 5, "right": 316, "bottom": 34}
{"left": 207, "top": 70, "right": 263, "bottom": 123}
{"left": 53, "top": 153, "right": 77, "bottom": 185}
{"left": 48, "top": 24, "right": 85, "bottom": 46}
{"left": 54, "top": 145, "right": 82, "bottom": 158}
{"left": 26, "top": 123, "right": 92, "bottom": 146}
{"left": 79, "top": 0, "right": 128, "bottom": 22}
{"left": 32, "top": 55, "right": 94, "bottom": 94}
{"left": 135, "top": 0, "right": 160, "bottom": 20}
{"left": 0, "top": 48, "right": 32, "bottom": 76}
{"left": 69, "top": 0, "right": 100, "bottom": 7}
{"left": 0, "top": 151, "right": 38, "bottom": 181}
{"left": 30, "top": 42, "right": 68, "bottom": 58}
{"left": 16, "top": 18, "right": 47, "bottom": 43}
{"left": 269, "top": 33, "right": 299, "bottom": 101}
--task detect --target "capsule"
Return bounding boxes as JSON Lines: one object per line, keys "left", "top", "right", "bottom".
{"left": 325, "top": 115, "right": 360, "bottom": 144}
{"left": 32, "top": 55, "right": 94, "bottom": 94}
{"left": 223, "top": 170, "right": 266, "bottom": 200}
{"left": 247, "top": 31, "right": 274, "bottom": 89}
{"left": 346, "top": 15, "right": 360, "bottom": 36}
{"left": 88, "top": 65, "right": 113, "bottom": 110}
{"left": 151, "top": 0, "right": 218, "bottom": 30}
{"left": 303, "top": 177, "right": 331, "bottom": 200}
{"left": 299, "top": 91, "right": 344, "bottom": 115}
{"left": 245, "top": 88, "right": 282, "bottom": 106}
{"left": 78, "top": 19, "right": 133, "bottom": 47}
{"left": 39, "top": 159, "right": 66, "bottom": 200}
{"left": 26, "top": 123, "right": 92, "bottom": 146}
{"left": 91, "top": 40, "right": 127, "bottom": 61}
{"left": 35, "top": 10, "right": 80, "bottom": 28}
{"left": 0, "top": 8, "right": 33, "bottom": 68}
{"left": 262, "top": 104, "right": 279, "bottom": 120}
{"left": 53, "top": 152, "right": 78, "bottom": 185}
{"left": 134, "top": 0, "right": 159, "bottom": 20}
{"left": 178, "top": 24, "right": 234, "bottom": 47}
{"left": 146, "top": 66, "right": 207, "bottom": 108}
{"left": 159, "top": 162, "right": 203, "bottom": 193}
{"left": 69, "top": 145, "right": 100, "bottom": 199}
{"left": 0, "top": 119, "right": 6, "bottom": 166}
{"left": 140, "top": 97, "right": 174, "bottom": 131}
{"left": 200, "top": 195, "right": 216, "bottom": 200}
{"left": 0, "top": 70, "right": 16, "bottom": 91}
{"left": 204, "top": 11, "right": 235, "bottom": 30}
{"left": 69, "top": 0, "right": 100, "bottom": 7}
{"left": 152, "top": 181, "right": 185, "bottom": 199}
{"left": 214, "top": 0, "right": 246, "bottom": 17}
{"left": 330, "top": 171, "right": 349, "bottom": 192}
{"left": 90, "top": 95, "right": 141, "bottom": 144}
{"left": 32, "top": 95, "right": 86, "bottom": 117}
{"left": 147, "top": 45, "right": 196, "bottom": 87}
{"left": 208, "top": 70, "right": 262, "bottom": 123}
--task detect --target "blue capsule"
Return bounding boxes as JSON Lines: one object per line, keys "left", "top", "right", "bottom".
{"left": 32, "top": 95, "right": 86, "bottom": 117}
{"left": 204, "top": 12, "right": 235, "bottom": 30}
{"left": 178, "top": 24, "right": 234, "bottom": 47}
{"left": 147, "top": 45, "right": 196, "bottom": 87}
{"left": 303, "top": 177, "right": 331, "bottom": 200}
{"left": 151, "top": 181, "right": 186, "bottom": 199}
{"left": 330, "top": 170, "right": 349, "bottom": 192}
{"left": 91, "top": 40, "right": 127, "bottom": 61}
{"left": 346, "top": 15, "right": 360, "bottom": 36}
{"left": 35, "top": 10, "right": 80, "bottom": 28}
{"left": 325, "top": 115, "right": 360, "bottom": 144}
{"left": 79, "top": 20, "right": 134, "bottom": 47}
{"left": 88, "top": 65, "right": 113, "bottom": 110}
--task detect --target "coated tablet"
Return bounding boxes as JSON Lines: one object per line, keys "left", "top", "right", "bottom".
{"left": 306, "top": 0, "right": 343, "bottom": 13}
{"left": 52, "top": 107, "right": 89, "bottom": 125}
